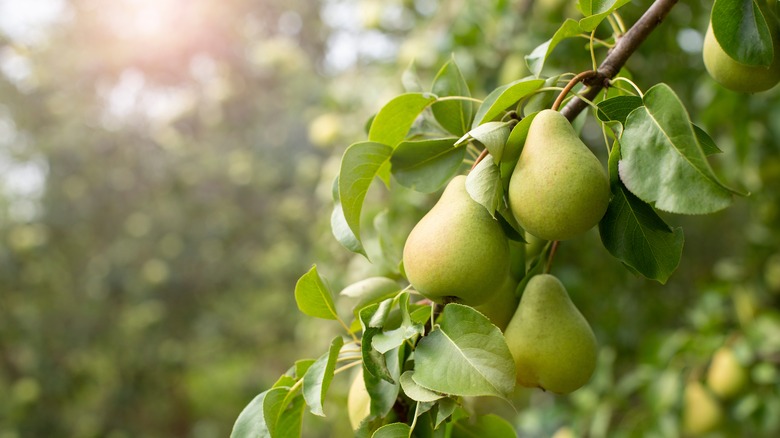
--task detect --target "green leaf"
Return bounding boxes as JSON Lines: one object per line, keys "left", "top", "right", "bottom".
{"left": 400, "top": 371, "right": 443, "bottom": 402}
{"left": 372, "top": 293, "right": 424, "bottom": 353}
{"left": 600, "top": 144, "right": 684, "bottom": 284}
{"left": 365, "top": 347, "right": 402, "bottom": 419}
{"left": 339, "top": 142, "right": 394, "bottom": 248}
{"left": 331, "top": 176, "right": 366, "bottom": 256}
{"left": 294, "top": 360, "right": 315, "bottom": 379}
{"left": 231, "top": 388, "right": 304, "bottom": 438}
{"left": 435, "top": 398, "right": 459, "bottom": 428}
{"left": 597, "top": 96, "right": 643, "bottom": 125}
{"left": 502, "top": 111, "right": 538, "bottom": 167}
{"left": 455, "top": 122, "right": 512, "bottom": 163}
{"left": 465, "top": 158, "right": 503, "bottom": 217}
{"left": 451, "top": 414, "right": 516, "bottom": 438}
{"left": 302, "top": 336, "right": 344, "bottom": 416}
{"left": 294, "top": 265, "right": 338, "bottom": 320}
{"left": 391, "top": 138, "right": 465, "bottom": 193}
{"left": 341, "top": 277, "right": 400, "bottom": 312}
{"left": 412, "top": 304, "right": 515, "bottom": 398}
{"left": 362, "top": 327, "right": 395, "bottom": 383}
{"left": 472, "top": 78, "right": 545, "bottom": 128}
{"left": 525, "top": 19, "right": 583, "bottom": 77}
{"left": 368, "top": 93, "right": 437, "bottom": 147}
{"left": 692, "top": 124, "right": 722, "bottom": 156}
{"left": 432, "top": 59, "right": 474, "bottom": 136}
{"left": 579, "top": 0, "right": 632, "bottom": 32}
{"left": 618, "top": 84, "right": 736, "bottom": 214}
{"left": 711, "top": 0, "right": 774, "bottom": 66}
{"left": 231, "top": 389, "right": 278, "bottom": 438}
{"left": 371, "top": 423, "right": 411, "bottom": 438}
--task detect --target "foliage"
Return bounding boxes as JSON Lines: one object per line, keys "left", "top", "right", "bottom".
{"left": 1, "top": 0, "right": 779, "bottom": 437}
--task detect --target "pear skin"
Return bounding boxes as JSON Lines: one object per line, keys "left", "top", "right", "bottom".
{"left": 347, "top": 368, "right": 371, "bottom": 430}
{"left": 703, "top": 23, "right": 780, "bottom": 93}
{"left": 508, "top": 110, "right": 610, "bottom": 241}
{"left": 474, "top": 277, "right": 520, "bottom": 332}
{"left": 682, "top": 380, "right": 723, "bottom": 436}
{"left": 504, "top": 274, "right": 597, "bottom": 394}
{"left": 403, "top": 175, "right": 510, "bottom": 306}
{"left": 706, "top": 346, "right": 749, "bottom": 399}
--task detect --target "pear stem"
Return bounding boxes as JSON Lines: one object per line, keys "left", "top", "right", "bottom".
{"left": 560, "top": 0, "right": 680, "bottom": 121}
{"left": 551, "top": 70, "right": 599, "bottom": 111}
{"left": 470, "top": 148, "right": 490, "bottom": 170}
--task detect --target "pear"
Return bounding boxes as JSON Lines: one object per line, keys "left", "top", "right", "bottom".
{"left": 703, "top": 22, "right": 780, "bottom": 93}
{"left": 504, "top": 274, "right": 597, "bottom": 394}
{"left": 474, "top": 277, "right": 520, "bottom": 331}
{"left": 403, "top": 175, "right": 510, "bottom": 306}
{"left": 682, "top": 380, "right": 723, "bottom": 436}
{"left": 508, "top": 110, "right": 610, "bottom": 241}
{"left": 706, "top": 346, "right": 749, "bottom": 399}
{"left": 347, "top": 368, "right": 371, "bottom": 430}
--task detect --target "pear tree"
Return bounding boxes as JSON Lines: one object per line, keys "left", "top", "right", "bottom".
{"left": 231, "top": 0, "right": 775, "bottom": 436}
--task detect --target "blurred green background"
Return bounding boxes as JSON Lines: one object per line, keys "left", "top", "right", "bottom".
{"left": 0, "top": 0, "right": 778, "bottom": 437}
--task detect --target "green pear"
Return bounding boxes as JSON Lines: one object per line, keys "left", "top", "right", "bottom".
{"left": 474, "top": 277, "right": 519, "bottom": 331}
{"left": 706, "top": 346, "right": 749, "bottom": 399}
{"left": 504, "top": 274, "right": 597, "bottom": 394}
{"left": 703, "top": 22, "right": 780, "bottom": 93}
{"left": 347, "top": 368, "right": 371, "bottom": 430}
{"left": 508, "top": 110, "right": 610, "bottom": 241}
{"left": 403, "top": 175, "right": 510, "bottom": 306}
{"left": 682, "top": 380, "right": 723, "bottom": 436}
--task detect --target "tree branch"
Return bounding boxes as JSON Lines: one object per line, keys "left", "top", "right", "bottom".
{"left": 560, "top": 0, "right": 680, "bottom": 121}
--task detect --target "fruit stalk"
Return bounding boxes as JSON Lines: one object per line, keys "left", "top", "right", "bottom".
{"left": 560, "top": 0, "right": 680, "bottom": 121}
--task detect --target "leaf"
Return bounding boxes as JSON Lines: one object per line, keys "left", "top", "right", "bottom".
{"left": 331, "top": 175, "right": 366, "bottom": 256}
{"left": 711, "top": 0, "right": 773, "bottom": 66}
{"left": 465, "top": 158, "right": 503, "bottom": 217}
{"left": 339, "top": 142, "right": 394, "bottom": 248}
{"left": 391, "top": 138, "right": 465, "bottom": 193}
{"left": 302, "top": 336, "right": 344, "bottom": 416}
{"left": 341, "top": 277, "right": 400, "bottom": 312}
{"left": 368, "top": 93, "right": 437, "bottom": 147}
{"left": 692, "top": 124, "right": 722, "bottom": 156}
{"left": 231, "top": 388, "right": 278, "bottom": 438}
{"left": 618, "top": 84, "right": 736, "bottom": 214}
{"left": 435, "top": 397, "right": 459, "bottom": 428}
{"left": 362, "top": 327, "right": 395, "bottom": 383}
{"left": 597, "top": 96, "right": 643, "bottom": 125}
{"left": 400, "top": 371, "right": 443, "bottom": 402}
{"left": 371, "top": 423, "right": 412, "bottom": 438}
{"left": 600, "top": 144, "right": 684, "bottom": 283}
{"left": 472, "top": 78, "right": 545, "bottom": 128}
{"left": 525, "top": 19, "right": 583, "bottom": 77}
{"left": 231, "top": 388, "right": 305, "bottom": 438}
{"left": 455, "top": 121, "right": 512, "bottom": 163}
{"left": 294, "top": 265, "right": 338, "bottom": 320}
{"left": 365, "top": 347, "right": 402, "bottom": 419}
{"left": 502, "top": 111, "right": 538, "bottom": 167}
{"left": 432, "top": 59, "right": 474, "bottom": 136}
{"left": 451, "top": 414, "right": 516, "bottom": 438}
{"left": 579, "top": 0, "right": 632, "bottom": 32}
{"left": 372, "top": 293, "right": 424, "bottom": 353}
{"left": 412, "top": 304, "right": 515, "bottom": 398}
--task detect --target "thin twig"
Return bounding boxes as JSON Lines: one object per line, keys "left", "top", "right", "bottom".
{"left": 560, "top": 0, "right": 680, "bottom": 121}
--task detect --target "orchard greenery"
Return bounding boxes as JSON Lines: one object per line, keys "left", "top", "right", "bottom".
{"left": 232, "top": 0, "right": 779, "bottom": 436}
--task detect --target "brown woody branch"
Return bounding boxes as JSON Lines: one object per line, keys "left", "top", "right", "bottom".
{"left": 560, "top": 0, "right": 680, "bottom": 121}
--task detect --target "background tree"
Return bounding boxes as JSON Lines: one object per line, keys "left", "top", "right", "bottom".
{"left": 0, "top": 0, "right": 778, "bottom": 437}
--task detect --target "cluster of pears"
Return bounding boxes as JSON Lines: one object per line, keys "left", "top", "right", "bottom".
{"left": 682, "top": 345, "right": 750, "bottom": 436}
{"left": 702, "top": 4, "right": 780, "bottom": 92}
{"left": 402, "top": 109, "right": 606, "bottom": 394}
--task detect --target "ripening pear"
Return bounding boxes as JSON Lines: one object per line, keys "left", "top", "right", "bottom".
{"left": 474, "top": 277, "right": 519, "bottom": 331}
{"left": 706, "top": 346, "right": 749, "bottom": 399}
{"left": 347, "top": 369, "right": 371, "bottom": 430}
{"left": 682, "top": 380, "right": 724, "bottom": 436}
{"left": 403, "top": 175, "right": 510, "bottom": 306}
{"left": 508, "top": 110, "right": 610, "bottom": 241}
{"left": 504, "top": 274, "right": 597, "bottom": 394}
{"left": 703, "top": 22, "right": 780, "bottom": 93}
